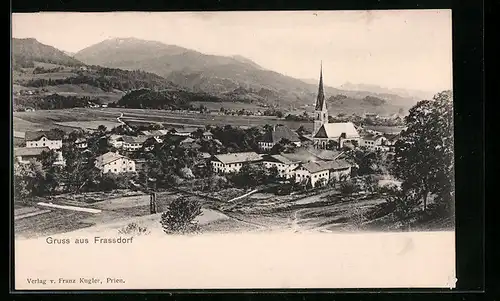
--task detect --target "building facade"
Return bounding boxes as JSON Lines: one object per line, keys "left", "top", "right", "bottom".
{"left": 294, "top": 160, "right": 351, "bottom": 188}
{"left": 95, "top": 152, "right": 136, "bottom": 174}
{"left": 258, "top": 125, "right": 302, "bottom": 151}
{"left": 310, "top": 65, "right": 360, "bottom": 149}
{"left": 25, "top": 131, "right": 63, "bottom": 150}
{"left": 122, "top": 135, "right": 149, "bottom": 151}
{"left": 262, "top": 154, "right": 301, "bottom": 179}
{"left": 211, "top": 152, "right": 263, "bottom": 174}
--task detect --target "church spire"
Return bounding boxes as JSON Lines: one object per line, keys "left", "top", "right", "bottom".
{"left": 315, "top": 61, "right": 326, "bottom": 111}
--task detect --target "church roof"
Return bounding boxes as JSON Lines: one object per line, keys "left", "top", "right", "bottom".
{"left": 314, "top": 122, "right": 360, "bottom": 139}
{"left": 260, "top": 125, "right": 300, "bottom": 143}
{"left": 314, "top": 62, "right": 327, "bottom": 111}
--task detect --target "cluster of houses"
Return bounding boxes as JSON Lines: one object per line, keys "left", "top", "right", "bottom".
{"left": 14, "top": 131, "right": 65, "bottom": 166}
{"left": 13, "top": 65, "right": 402, "bottom": 190}
{"left": 211, "top": 148, "right": 352, "bottom": 188}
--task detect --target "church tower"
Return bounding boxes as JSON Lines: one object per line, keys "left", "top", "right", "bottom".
{"left": 313, "top": 62, "right": 328, "bottom": 136}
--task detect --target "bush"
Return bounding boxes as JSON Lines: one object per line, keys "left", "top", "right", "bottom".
{"left": 160, "top": 198, "right": 203, "bottom": 234}
{"left": 118, "top": 223, "right": 150, "bottom": 236}
{"left": 340, "top": 180, "right": 360, "bottom": 195}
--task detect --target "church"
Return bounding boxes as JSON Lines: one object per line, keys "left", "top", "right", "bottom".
{"left": 312, "top": 64, "right": 360, "bottom": 149}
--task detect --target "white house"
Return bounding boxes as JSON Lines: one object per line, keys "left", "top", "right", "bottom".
{"left": 211, "top": 152, "right": 263, "bottom": 174}
{"left": 360, "top": 134, "right": 390, "bottom": 151}
{"left": 14, "top": 147, "right": 50, "bottom": 164}
{"left": 25, "top": 131, "right": 63, "bottom": 150}
{"left": 95, "top": 152, "right": 136, "bottom": 174}
{"left": 75, "top": 138, "right": 88, "bottom": 149}
{"left": 294, "top": 160, "right": 351, "bottom": 188}
{"left": 258, "top": 125, "right": 301, "bottom": 151}
{"left": 14, "top": 146, "right": 65, "bottom": 166}
{"left": 122, "top": 135, "right": 149, "bottom": 151}
{"left": 108, "top": 134, "right": 124, "bottom": 148}
{"left": 262, "top": 154, "right": 301, "bottom": 179}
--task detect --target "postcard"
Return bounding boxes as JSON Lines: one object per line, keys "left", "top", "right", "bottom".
{"left": 12, "top": 10, "right": 455, "bottom": 290}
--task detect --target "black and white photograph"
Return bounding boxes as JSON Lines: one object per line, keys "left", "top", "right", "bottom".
{"left": 12, "top": 10, "right": 455, "bottom": 289}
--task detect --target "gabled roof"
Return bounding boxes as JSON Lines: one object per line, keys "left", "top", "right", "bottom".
{"left": 260, "top": 125, "right": 300, "bottom": 143}
{"left": 383, "top": 133, "right": 400, "bottom": 141}
{"left": 173, "top": 127, "right": 199, "bottom": 133}
{"left": 314, "top": 122, "right": 360, "bottom": 139}
{"left": 25, "top": 131, "right": 63, "bottom": 141}
{"left": 262, "top": 154, "right": 301, "bottom": 165}
{"left": 279, "top": 149, "right": 320, "bottom": 164}
{"left": 306, "top": 148, "right": 343, "bottom": 161}
{"left": 203, "top": 131, "right": 213, "bottom": 136}
{"left": 143, "top": 129, "right": 169, "bottom": 136}
{"left": 213, "top": 152, "right": 262, "bottom": 165}
{"left": 180, "top": 137, "right": 196, "bottom": 144}
{"left": 297, "top": 159, "right": 351, "bottom": 173}
{"left": 361, "top": 133, "right": 385, "bottom": 141}
{"left": 122, "top": 135, "right": 149, "bottom": 144}
{"left": 14, "top": 147, "right": 50, "bottom": 157}
{"left": 95, "top": 152, "right": 131, "bottom": 166}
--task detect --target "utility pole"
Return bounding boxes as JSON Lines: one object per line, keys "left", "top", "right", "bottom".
{"left": 150, "top": 192, "right": 157, "bottom": 214}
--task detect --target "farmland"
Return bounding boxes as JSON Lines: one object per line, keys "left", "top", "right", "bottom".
{"left": 13, "top": 107, "right": 315, "bottom": 133}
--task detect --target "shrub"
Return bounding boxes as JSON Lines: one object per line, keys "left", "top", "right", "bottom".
{"left": 160, "top": 198, "right": 203, "bottom": 234}
{"left": 118, "top": 223, "right": 150, "bottom": 236}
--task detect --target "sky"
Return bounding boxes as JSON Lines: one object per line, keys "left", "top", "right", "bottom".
{"left": 12, "top": 10, "right": 452, "bottom": 93}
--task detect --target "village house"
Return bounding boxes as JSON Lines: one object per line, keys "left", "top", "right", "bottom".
{"left": 262, "top": 154, "right": 301, "bottom": 179}
{"left": 211, "top": 152, "right": 263, "bottom": 174}
{"left": 258, "top": 125, "right": 301, "bottom": 151}
{"left": 294, "top": 159, "right": 352, "bottom": 188}
{"left": 122, "top": 135, "right": 149, "bottom": 151}
{"left": 25, "top": 130, "right": 63, "bottom": 150}
{"left": 14, "top": 147, "right": 50, "bottom": 164}
{"left": 310, "top": 65, "right": 360, "bottom": 149}
{"left": 360, "top": 133, "right": 390, "bottom": 151}
{"left": 75, "top": 138, "right": 88, "bottom": 149}
{"left": 203, "top": 131, "right": 214, "bottom": 140}
{"left": 95, "top": 152, "right": 136, "bottom": 174}
{"left": 179, "top": 137, "right": 202, "bottom": 150}
{"left": 14, "top": 146, "right": 65, "bottom": 166}
{"left": 108, "top": 134, "right": 124, "bottom": 148}
{"left": 171, "top": 127, "right": 199, "bottom": 137}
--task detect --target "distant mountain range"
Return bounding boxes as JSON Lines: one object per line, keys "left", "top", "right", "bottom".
{"left": 12, "top": 37, "right": 426, "bottom": 114}
{"left": 12, "top": 38, "right": 83, "bottom": 68}
{"left": 338, "top": 82, "right": 435, "bottom": 101}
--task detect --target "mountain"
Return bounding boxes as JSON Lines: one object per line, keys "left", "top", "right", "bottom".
{"left": 12, "top": 38, "right": 83, "bottom": 68}
{"left": 62, "top": 50, "right": 75, "bottom": 57}
{"left": 74, "top": 37, "right": 419, "bottom": 112}
{"left": 339, "top": 82, "right": 435, "bottom": 101}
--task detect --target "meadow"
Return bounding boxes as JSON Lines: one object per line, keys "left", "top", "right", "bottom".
{"left": 13, "top": 107, "right": 315, "bottom": 133}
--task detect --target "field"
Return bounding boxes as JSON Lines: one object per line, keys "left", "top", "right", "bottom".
{"left": 13, "top": 107, "right": 314, "bottom": 133}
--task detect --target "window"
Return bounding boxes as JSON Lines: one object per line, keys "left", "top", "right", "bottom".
{"left": 114, "top": 169, "right": 117, "bottom": 172}
{"left": 43, "top": 143, "right": 45, "bottom": 146}
{"left": 129, "top": 167, "right": 132, "bottom": 170}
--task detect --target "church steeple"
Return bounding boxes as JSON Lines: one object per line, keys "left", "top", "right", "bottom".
{"left": 313, "top": 61, "right": 328, "bottom": 137}
{"left": 315, "top": 61, "right": 326, "bottom": 111}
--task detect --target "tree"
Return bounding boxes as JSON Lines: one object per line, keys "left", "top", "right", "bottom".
{"left": 270, "top": 138, "right": 296, "bottom": 154}
{"left": 380, "top": 185, "right": 422, "bottom": 231}
{"left": 13, "top": 161, "right": 48, "bottom": 198}
{"left": 392, "top": 91, "right": 454, "bottom": 212}
{"left": 340, "top": 180, "right": 360, "bottom": 195}
{"left": 97, "top": 125, "right": 107, "bottom": 135}
{"left": 39, "top": 149, "right": 58, "bottom": 169}
{"left": 160, "top": 198, "right": 203, "bottom": 234}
